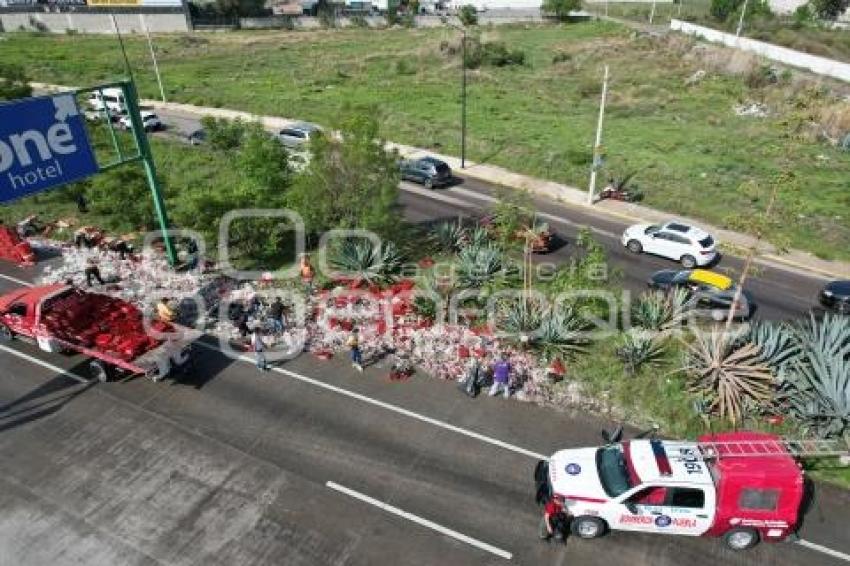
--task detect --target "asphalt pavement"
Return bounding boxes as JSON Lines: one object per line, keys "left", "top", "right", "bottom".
{"left": 0, "top": 259, "right": 849, "bottom": 565}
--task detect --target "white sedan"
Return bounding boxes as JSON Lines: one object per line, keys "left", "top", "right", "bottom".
{"left": 622, "top": 220, "right": 718, "bottom": 268}
{"left": 118, "top": 111, "right": 163, "bottom": 132}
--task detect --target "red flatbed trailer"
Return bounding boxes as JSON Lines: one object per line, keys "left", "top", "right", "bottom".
{"left": 0, "top": 284, "right": 199, "bottom": 382}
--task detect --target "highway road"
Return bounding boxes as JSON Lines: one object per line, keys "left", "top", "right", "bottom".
{"left": 1, "top": 261, "right": 849, "bottom": 565}
{"left": 145, "top": 106, "right": 832, "bottom": 322}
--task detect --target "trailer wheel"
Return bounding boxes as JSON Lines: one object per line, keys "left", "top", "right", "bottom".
{"left": 0, "top": 323, "right": 13, "bottom": 342}
{"left": 571, "top": 516, "right": 606, "bottom": 539}
{"left": 89, "top": 360, "right": 110, "bottom": 383}
{"left": 723, "top": 528, "right": 759, "bottom": 551}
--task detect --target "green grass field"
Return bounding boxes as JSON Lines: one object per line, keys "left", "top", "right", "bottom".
{"left": 2, "top": 23, "right": 849, "bottom": 260}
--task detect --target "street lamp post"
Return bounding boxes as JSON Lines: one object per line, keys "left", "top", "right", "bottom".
{"left": 448, "top": 22, "right": 468, "bottom": 169}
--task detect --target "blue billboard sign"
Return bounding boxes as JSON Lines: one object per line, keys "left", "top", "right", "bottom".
{"left": 0, "top": 93, "right": 99, "bottom": 203}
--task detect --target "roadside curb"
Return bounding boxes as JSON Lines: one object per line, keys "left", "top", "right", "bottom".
{"left": 30, "top": 81, "right": 850, "bottom": 280}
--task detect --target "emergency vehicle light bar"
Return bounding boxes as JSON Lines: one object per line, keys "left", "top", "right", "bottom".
{"left": 697, "top": 438, "right": 850, "bottom": 460}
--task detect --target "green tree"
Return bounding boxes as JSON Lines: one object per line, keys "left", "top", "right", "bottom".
{"left": 458, "top": 4, "right": 478, "bottom": 26}
{"left": 287, "top": 110, "right": 400, "bottom": 237}
{"left": 542, "top": 0, "right": 582, "bottom": 21}
{"left": 86, "top": 167, "right": 155, "bottom": 232}
{"left": 200, "top": 116, "right": 247, "bottom": 151}
{"left": 811, "top": 0, "right": 849, "bottom": 19}
{"left": 0, "top": 63, "right": 32, "bottom": 101}
{"left": 710, "top": 0, "right": 742, "bottom": 21}
{"left": 236, "top": 123, "right": 292, "bottom": 197}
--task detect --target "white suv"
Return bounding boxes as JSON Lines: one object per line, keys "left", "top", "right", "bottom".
{"left": 622, "top": 221, "right": 717, "bottom": 268}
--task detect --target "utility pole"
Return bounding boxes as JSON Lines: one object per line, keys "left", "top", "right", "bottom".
{"left": 460, "top": 26, "right": 467, "bottom": 169}
{"left": 587, "top": 65, "right": 609, "bottom": 206}
{"left": 448, "top": 22, "right": 467, "bottom": 169}
{"left": 141, "top": 16, "right": 166, "bottom": 102}
{"left": 736, "top": 0, "right": 749, "bottom": 37}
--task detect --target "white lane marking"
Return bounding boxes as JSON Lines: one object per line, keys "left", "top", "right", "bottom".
{"left": 194, "top": 341, "right": 547, "bottom": 461}
{"left": 326, "top": 481, "right": 513, "bottom": 560}
{"left": 0, "top": 273, "right": 35, "bottom": 287}
{"left": 0, "top": 344, "right": 90, "bottom": 384}
{"left": 796, "top": 539, "right": 850, "bottom": 563}
{"left": 399, "top": 183, "right": 620, "bottom": 240}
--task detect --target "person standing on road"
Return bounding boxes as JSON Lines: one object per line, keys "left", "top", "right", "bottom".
{"left": 268, "top": 297, "right": 285, "bottom": 334}
{"left": 347, "top": 328, "right": 363, "bottom": 372}
{"left": 300, "top": 254, "right": 315, "bottom": 295}
{"left": 489, "top": 354, "right": 511, "bottom": 398}
{"left": 85, "top": 257, "right": 105, "bottom": 287}
{"left": 251, "top": 327, "right": 269, "bottom": 372}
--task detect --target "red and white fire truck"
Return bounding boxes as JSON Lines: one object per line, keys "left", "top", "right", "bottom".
{"left": 0, "top": 284, "right": 198, "bottom": 382}
{"left": 537, "top": 430, "right": 848, "bottom": 551}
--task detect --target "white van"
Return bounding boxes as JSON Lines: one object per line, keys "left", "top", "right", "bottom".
{"left": 87, "top": 88, "right": 128, "bottom": 116}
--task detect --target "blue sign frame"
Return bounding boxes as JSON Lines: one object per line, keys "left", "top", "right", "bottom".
{"left": 0, "top": 93, "right": 98, "bottom": 203}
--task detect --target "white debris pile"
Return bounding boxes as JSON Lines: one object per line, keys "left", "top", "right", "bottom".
{"left": 734, "top": 101, "right": 768, "bottom": 118}
{"left": 37, "top": 245, "right": 236, "bottom": 317}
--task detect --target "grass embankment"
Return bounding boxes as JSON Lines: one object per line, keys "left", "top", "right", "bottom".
{"left": 2, "top": 23, "right": 849, "bottom": 260}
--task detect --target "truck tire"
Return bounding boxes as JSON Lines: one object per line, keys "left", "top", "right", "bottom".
{"left": 0, "top": 323, "right": 12, "bottom": 342}
{"left": 723, "top": 528, "right": 759, "bottom": 551}
{"left": 571, "top": 516, "right": 606, "bottom": 539}
{"left": 626, "top": 239, "right": 642, "bottom": 254}
{"left": 89, "top": 360, "right": 111, "bottom": 383}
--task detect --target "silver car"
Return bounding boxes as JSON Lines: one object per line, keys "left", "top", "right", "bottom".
{"left": 276, "top": 122, "right": 322, "bottom": 148}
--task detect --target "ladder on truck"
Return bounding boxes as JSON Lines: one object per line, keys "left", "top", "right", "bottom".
{"left": 697, "top": 438, "right": 850, "bottom": 461}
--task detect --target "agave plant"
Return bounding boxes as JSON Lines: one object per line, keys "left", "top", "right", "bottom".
{"left": 430, "top": 221, "right": 467, "bottom": 254}
{"left": 468, "top": 225, "right": 492, "bottom": 249}
{"left": 743, "top": 320, "right": 801, "bottom": 381}
{"left": 617, "top": 329, "right": 666, "bottom": 376}
{"left": 329, "top": 238, "right": 403, "bottom": 285}
{"left": 682, "top": 329, "right": 775, "bottom": 425}
{"left": 456, "top": 243, "right": 504, "bottom": 288}
{"left": 631, "top": 289, "right": 694, "bottom": 332}
{"left": 498, "top": 298, "right": 589, "bottom": 360}
{"left": 780, "top": 314, "right": 850, "bottom": 438}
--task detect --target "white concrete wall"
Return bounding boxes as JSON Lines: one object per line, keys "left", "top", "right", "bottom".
{"left": 0, "top": 11, "right": 188, "bottom": 33}
{"left": 670, "top": 18, "right": 850, "bottom": 83}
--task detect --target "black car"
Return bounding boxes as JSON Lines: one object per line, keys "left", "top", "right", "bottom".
{"left": 648, "top": 269, "right": 754, "bottom": 321}
{"left": 819, "top": 280, "right": 850, "bottom": 314}
{"left": 400, "top": 157, "right": 452, "bottom": 189}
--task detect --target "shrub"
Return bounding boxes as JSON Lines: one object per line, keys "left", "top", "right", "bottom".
{"left": 430, "top": 221, "right": 467, "bottom": 253}
{"left": 457, "top": 243, "right": 504, "bottom": 287}
{"left": 200, "top": 116, "right": 247, "bottom": 151}
{"left": 632, "top": 289, "right": 694, "bottom": 332}
{"left": 458, "top": 4, "right": 478, "bottom": 26}
{"left": 710, "top": 0, "right": 743, "bottom": 22}
{"left": 811, "top": 0, "right": 850, "bottom": 19}
{"left": 395, "top": 59, "right": 416, "bottom": 75}
{"left": 349, "top": 13, "right": 369, "bottom": 27}
{"left": 464, "top": 38, "right": 526, "bottom": 69}
{"left": 551, "top": 51, "right": 572, "bottom": 64}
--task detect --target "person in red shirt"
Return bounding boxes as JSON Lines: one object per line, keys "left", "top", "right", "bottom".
{"left": 539, "top": 495, "right": 569, "bottom": 541}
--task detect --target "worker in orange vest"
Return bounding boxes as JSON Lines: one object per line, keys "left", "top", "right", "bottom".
{"left": 300, "top": 253, "right": 315, "bottom": 295}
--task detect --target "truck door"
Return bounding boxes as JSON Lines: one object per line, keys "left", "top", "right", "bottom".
{"left": 616, "top": 485, "right": 715, "bottom": 536}
{"left": 5, "top": 302, "right": 34, "bottom": 336}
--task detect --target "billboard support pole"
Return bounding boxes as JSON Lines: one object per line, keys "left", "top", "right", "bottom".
{"left": 122, "top": 81, "right": 177, "bottom": 266}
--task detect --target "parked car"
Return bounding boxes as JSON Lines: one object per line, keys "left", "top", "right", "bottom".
{"left": 276, "top": 122, "right": 321, "bottom": 148}
{"left": 186, "top": 129, "right": 206, "bottom": 146}
{"left": 649, "top": 268, "right": 754, "bottom": 321}
{"left": 87, "top": 87, "right": 127, "bottom": 115}
{"left": 400, "top": 156, "right": 453, "bottom": 189}
{"left": 118, "top": 111, "right": 163, "bottom": 132}
{"left": 623, "top": 221, "right": 717, "bottom": 268}
{"left": 819, "top": 280, "right": 850, "bottom": 314}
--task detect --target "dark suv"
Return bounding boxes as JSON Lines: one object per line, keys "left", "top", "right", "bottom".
{"left": 819, "top": 280, "right": 850, "bottom": 314}
{"left": 400, "top": 157, "right": 452, "bottom": 189}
